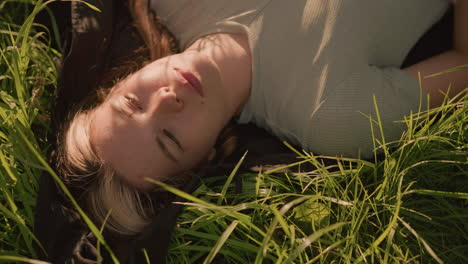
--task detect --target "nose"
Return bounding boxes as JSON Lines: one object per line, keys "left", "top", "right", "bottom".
{"left": 151, "top": 87, "right": 183, "bottom": 114}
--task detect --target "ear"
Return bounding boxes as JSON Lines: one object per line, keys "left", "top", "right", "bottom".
{"left": 219, "top": 136, "right": 237, "bottom": 159}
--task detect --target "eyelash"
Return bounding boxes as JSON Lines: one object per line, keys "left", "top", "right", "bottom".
{"left": 124, "top": 95, "right": 143, "bottom": 110}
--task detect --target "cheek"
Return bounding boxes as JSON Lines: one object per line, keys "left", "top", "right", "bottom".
{"left": 185, "top": 121, "right": 220, "bottom": 149}
{"left": 180, "top": 131, "right": 217, "bottom": 167}
{"left": 173, "top": 109, "right": 212, "bottom": 131}
{"left": 182, "top": 147, "right": 213, "bottom": 171}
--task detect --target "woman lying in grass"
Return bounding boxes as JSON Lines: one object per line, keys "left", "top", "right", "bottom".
{"left": 58, "top": 0, "right": 467, "bottom": 236}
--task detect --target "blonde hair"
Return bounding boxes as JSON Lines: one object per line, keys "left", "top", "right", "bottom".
{"left": 60, "top": 102, "right": 237, "bottom": 236}
{"left": 57, "top": 0, "right": 238, "bottom": 236}
{"left": 56, "top": 0, "right": 178, "bottom": 235}
{"left": 61, "top": 110, "right": 153, "bottom": 235}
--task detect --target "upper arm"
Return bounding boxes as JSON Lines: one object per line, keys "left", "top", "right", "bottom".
{"left": 403, "top": 50, "right": 468, "bottom": 107}
{"left": 305, "top": 65, "right": 425, "bottom": 158}
{"left": 404, "top": 0, "right": 468, "bottom": 107}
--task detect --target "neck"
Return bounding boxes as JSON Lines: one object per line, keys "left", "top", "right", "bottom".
{"left": 186, "top": 33, "right": 252, "bottom": 118}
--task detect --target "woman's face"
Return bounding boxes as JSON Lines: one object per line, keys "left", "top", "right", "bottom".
{"left": 90, "top": 51, "right": 228, "bottom": 189}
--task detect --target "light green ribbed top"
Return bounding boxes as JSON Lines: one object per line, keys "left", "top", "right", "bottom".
{"left": 153, "top": 0, "right": 448, "bottom": 158}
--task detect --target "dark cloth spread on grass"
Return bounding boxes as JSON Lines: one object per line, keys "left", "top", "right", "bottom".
{"left": 34, "top": 0, "right": 453, "bottom": 263}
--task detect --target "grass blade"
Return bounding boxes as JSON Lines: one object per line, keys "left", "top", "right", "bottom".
{"left": 202, "top": 220, "right": 239, "bottom": 264}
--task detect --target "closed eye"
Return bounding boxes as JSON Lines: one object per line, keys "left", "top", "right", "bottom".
{"left": 156, "top": 137, "right": 179, "bottom": 163}
{"left": 162, "top": 129, "right": 184, "bottom": 151}
{"left": 124, "top": 95, "right": 143, "bottom": 111}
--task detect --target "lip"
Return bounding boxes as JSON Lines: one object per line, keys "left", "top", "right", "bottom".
{"left": 174, "top": 68, "right": 204, "bottom": 98}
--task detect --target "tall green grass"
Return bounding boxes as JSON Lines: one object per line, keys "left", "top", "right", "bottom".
{"left": 163, "top": 90, "right": 467, "bottom": 263}
{"left": 1, "top": 1, "right": 467, "bottom": 263}
{"left": 0, "top": 0, "right": 58, "bottom": 262}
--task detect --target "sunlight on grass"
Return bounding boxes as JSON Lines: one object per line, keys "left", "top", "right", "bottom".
{"left": 1, "top": 0, "right": 56, "bottom": 259}
{"left": 162, "top": 91, "right": 467, "bottom": 263}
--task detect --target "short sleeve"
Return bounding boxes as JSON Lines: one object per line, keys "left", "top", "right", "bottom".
{"left": 304, "top": 65, "right": 423, "bottom": 158}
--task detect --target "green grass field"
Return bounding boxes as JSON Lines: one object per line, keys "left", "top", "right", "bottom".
{"left": 1, "top": 1, "right": 467, "bottom": 263}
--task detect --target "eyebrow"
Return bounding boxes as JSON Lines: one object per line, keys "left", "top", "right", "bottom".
{"left": 156, "top": 136, "right": 179, "bottom": 163}
{"left": 162, "top": 129, "right": 184, "bottom": 151}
